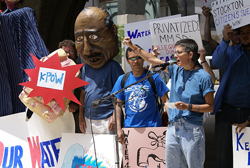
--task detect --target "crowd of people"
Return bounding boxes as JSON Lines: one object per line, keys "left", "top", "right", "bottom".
{"left": 1, "top": 1, "right": 250, "bottom": 167}
{"left": 69, "top": 6, "right": 250, "bottom": 168}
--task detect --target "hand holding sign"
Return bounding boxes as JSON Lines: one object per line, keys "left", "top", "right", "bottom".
{"left": 222, "top": 24, "right": 233, "bottom": 41}
{"left": 19, "top": 49, "right": 89, "bottom": 123}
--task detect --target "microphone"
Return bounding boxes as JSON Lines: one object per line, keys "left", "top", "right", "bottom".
{"left": 91, "top": 99, "right": 103, "bottom": 108}
{"left": 151, "top": 60, "right": 175, "bottom": 69}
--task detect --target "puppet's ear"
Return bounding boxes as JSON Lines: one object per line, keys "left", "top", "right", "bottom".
{"left": 112, "top": 24, "right": 118, "bottom": 36}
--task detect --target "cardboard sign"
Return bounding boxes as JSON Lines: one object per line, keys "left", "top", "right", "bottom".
{"left": 19, "top": 53, "right": 89, "bottom": 111}
{"left": 124, "top": 15, "right": 181, "bottom": 72}
{"left": 57, "top": 133, "right": 122, "bottom": 168}
{"left": 37, "top": 67, "right": 66, "bottom": 90}
{"left": 0, "top": 111, "right": 74, "bottom": 168}
{"left": 149, "top": 15, "right": 203, "bottom": 62}
{"left": 211, "top": 0, "right": 250, "bottom": 35}
{"left": 122, "top": 127, "right": 167, "bottom": 168}
{"left": 232, "top": 126, "right": 250, "bottom": 168}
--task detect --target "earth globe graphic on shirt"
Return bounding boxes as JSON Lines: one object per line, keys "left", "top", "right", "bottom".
{"left": 128, "top": 86, "right": 148, "bottom": 112}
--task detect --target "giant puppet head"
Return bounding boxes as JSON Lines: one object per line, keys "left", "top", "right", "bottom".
{"left": 74, "top": 7, "right": 119, "bottom": 69}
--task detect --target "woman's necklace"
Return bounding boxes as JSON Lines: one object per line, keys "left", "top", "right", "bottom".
{"left": 182, "top": 65, "right": 196, "bottom": 91}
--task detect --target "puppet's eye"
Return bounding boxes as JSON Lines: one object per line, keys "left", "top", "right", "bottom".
{"left": 76, "top": 36, "right": 83, "bottom": 42}
{"left": 89, "top": 34, "right": 99, "bottom": 40}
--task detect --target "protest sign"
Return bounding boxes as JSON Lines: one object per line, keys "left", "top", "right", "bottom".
{"left": 0, "top": 111, "right": 74, "bottom": 168}
{"left": 124, "top": 15, "right": 180, "bottom": 72}
{"left": 57, "top": 133, "right": 122, "bottom": 168}
{"left": 19, "top": 53, "right": 88, "bottom": 111}
{"left": 122, "top": 127, "right": 166, "bottom": 168}
{"left": 149, "top": 15, "right": 203, "bottom": 62}
{"left": 211, "top": 0, "right": 250, "bottom": 35}
{"left": 232, "top": 125, "right": 250, "bottom": 168}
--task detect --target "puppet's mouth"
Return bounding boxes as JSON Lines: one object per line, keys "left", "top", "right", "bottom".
{"left": 89, "top": 57, "right": 101, "bottom": 62}
{"left": 85, "top": 54, "right": 103, "bottom": 64}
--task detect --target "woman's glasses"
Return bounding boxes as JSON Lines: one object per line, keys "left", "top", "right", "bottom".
{"left": 174, "top": 51, "right": 187, "bottom": 56}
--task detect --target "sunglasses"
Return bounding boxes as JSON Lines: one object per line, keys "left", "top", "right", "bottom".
{"left": 128, "top": 56, "right": 142, "bottom": 61}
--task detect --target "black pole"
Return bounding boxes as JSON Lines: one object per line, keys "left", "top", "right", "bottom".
{"left": 183, "top": 0, "right": 187, "bottom": 16}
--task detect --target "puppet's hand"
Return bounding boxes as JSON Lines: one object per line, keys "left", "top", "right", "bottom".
{"left": 19, "top": 49, "right": 77, "bottom": 123}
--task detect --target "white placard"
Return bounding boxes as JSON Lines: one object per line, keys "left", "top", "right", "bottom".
{"left": 37, "top": 67, "right": 66, "bottom": 90}
{"left": 211, "top": 0, "right": 250, "bottom": 35}
{"left": 149, "top": 15, "right": 203, "bottom": 61}
{"left": 0, "top": 111, "right": 74, "bottom": 168}
{"left": 232, "top": 125, "right": 250, "bottom": 168}
{"left": 124, "top": 15, "right": 181, "bottom": 72}
{"left": 57, "top": 133, "right": 122, "bottom": 168}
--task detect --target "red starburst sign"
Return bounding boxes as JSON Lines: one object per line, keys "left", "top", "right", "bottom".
{"left": 19, "top": 53, "right": 89, "bottom": 111}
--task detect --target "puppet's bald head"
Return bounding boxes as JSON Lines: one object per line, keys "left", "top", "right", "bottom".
{"left": 74, "top": 7, "right": 118, "bottom": 69}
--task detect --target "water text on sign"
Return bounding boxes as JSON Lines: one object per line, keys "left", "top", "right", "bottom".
{"left": 37, "top": 67, "right": 66, "bottom": 90}
{"left": 28, "top": 136, "right": 61, "bottom": 168}
{"left": 0, "top": 136, "right": 61, "bottom": 168}
{"left": 127, "top": 29, "right": 151, "bottom": 39}
{"left": 123, "top": 130, "right": 130, "bottom": 168}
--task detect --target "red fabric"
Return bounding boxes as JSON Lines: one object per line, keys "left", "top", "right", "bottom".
{"left": 161, "top": 112, "right": 168, "bottom": 126}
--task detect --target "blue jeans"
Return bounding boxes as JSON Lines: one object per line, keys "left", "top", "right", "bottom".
{"left": 166, "top": 118, "right": 205, "bottom": 168}
{"left": 215, "top": 104, "right": 250, "bottom": 168}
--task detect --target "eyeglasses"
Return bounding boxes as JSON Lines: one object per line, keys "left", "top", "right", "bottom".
{"left": 65, "top": 50, "right": 75, "bottom": 55}
{"left": 174, "top": 51, "right": 186, "bottom": 56}
{"left": 128, "top": 56, "right": 142, "bottom": 61}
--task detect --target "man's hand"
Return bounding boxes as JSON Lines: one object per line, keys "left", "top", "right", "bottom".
{"left": 79, "top": 114, "right": 87, "bottom": 134}
{"left": 108, "top": 114, "right": 115, "bottom": 131}
{"left": 223, "top": 24, "right": 233, "bottom": 42}
{"left": 232, "top": 121, "right": 250, "bottom": 133}
{"left": 202, "top": 6, "right": 211, "bottom": 18}
{"left": 68, "top": 103, "right": 78, "bottom": 112}
{"left": 117, "top": 128, "right": 125, "bottom": 144}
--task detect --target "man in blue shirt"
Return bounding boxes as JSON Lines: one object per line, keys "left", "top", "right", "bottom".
{"left": 111, "top": 45, "right": 169, "bottom": 144}
{"left": 74, "top": 7, "right": 124, "bottom": 134}
{"left": 212, "top": 24, "right": 250, "bottom": 168}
